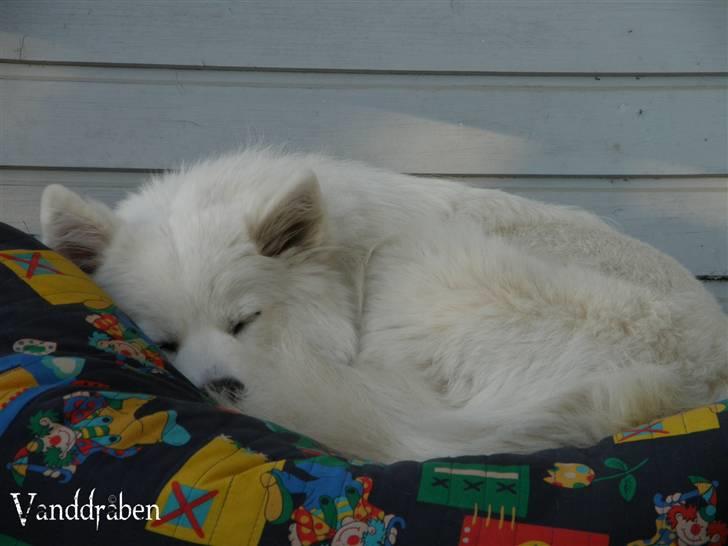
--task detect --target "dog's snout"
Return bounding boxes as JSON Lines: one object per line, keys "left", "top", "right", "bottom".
{"left": 205, "top": 377, "right": 245, "bottom": 401}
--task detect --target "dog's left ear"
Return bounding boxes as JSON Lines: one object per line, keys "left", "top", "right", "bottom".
{"left": 40, "top": 184, "right": 118, "bottom": 273}
{"left": 251, "top": 169, "right": 325, "bottom": 257}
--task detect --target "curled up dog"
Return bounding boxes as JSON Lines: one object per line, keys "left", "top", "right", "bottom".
{"left": 40, "top": 148, "right": 728, "bottom": 462}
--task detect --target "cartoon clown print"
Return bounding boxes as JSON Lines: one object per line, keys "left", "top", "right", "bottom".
{"left": 261, "top": 456, "right": 405, "bottom": 546}
{"left": 7, "top": 390, "right": 190, "bottom": 485}
{"left": 629, "top": 476, "right": 728, "bottom": 546}
{"left": 86, "top": 306, "right": 167, "bottom": 373}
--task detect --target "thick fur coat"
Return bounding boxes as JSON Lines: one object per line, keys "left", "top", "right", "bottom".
{"left": 41, "top": 149, "right": 728, "bottom": 462}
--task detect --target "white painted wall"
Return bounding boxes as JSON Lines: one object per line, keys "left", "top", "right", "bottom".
{"left": 1, "top": 0, "right": 726, "bottom": 307}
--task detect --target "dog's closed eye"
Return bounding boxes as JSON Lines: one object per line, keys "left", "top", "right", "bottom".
{"left": 230, "top": 311, "right": 262, "bottom": 337}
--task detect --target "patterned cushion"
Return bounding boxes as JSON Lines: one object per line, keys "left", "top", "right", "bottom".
{"left": 0, "top": 222, "right": 726, "bottom": 546}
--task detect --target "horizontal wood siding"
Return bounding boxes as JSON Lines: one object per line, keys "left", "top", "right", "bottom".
{"left": 2, "top": 65, "right": 726, "bottom": 175}
{"left": 2, "top": 0, "right": 726, "bottom": 73}
{"left": 705, "top": 282, "right": 728, "bottom": 311}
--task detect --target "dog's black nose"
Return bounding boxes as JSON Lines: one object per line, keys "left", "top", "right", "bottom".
{"left": 205, "top": 377, "right": 245, "bottom": 402}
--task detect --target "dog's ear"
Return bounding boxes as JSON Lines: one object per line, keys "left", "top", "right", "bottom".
{"left": 40, "top": 184, "right": 118, "bottom": 273}
{"left": 251, "top": 169, "right": 325, "bottom": 257}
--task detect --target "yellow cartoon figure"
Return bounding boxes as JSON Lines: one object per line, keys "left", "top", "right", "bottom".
{"left": 7, "top": 391, "right": 190, "bottom": 485}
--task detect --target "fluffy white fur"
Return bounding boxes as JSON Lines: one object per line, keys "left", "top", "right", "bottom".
{"left": 40, "top": 148, "right": 728, "bottom": 462}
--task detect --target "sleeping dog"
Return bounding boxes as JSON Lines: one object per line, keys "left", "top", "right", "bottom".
{"left": 40, "top": 148, "right": 728, "bottom": 462}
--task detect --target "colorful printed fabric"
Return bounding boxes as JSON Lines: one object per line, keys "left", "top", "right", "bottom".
{"left": 0, "top": 222, "right": 727, "bottom": 546}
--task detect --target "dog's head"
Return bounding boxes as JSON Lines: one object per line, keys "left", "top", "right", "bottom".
{"left": 40, "top": 154, "right": 358, "bottom": 412}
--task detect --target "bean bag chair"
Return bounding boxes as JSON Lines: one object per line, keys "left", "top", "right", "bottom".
{"left": 1, "top": 221, "right": 727, "bottom": 546}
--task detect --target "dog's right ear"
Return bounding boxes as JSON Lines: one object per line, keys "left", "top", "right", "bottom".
{"left": 40, "top": 184, "right": 118, "bottom": 274}
{"left": 250, "top": 170, "right": 325, "bottom": 257}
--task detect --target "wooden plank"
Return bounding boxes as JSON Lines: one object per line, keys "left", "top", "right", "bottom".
{"left": 705, "top": 282, "right": 728, "bottom": 311}
{"left": 2, "top": 170, "right": 725, "bottom": 277}
{"left": 1, "top": 1, "right": 726, "bottom": 73}
{"left": 2, "top": 64, "right": 727, "bottom": 175}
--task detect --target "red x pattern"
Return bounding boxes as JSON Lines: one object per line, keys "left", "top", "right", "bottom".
{"left": 0, "top": 252, "right": 63, "bottom": 278}
{"left": 620, "top": 421, "right": 670, "bottom": 440}
{"left": 151, "top": 481, "right": 219, "bottom": 538}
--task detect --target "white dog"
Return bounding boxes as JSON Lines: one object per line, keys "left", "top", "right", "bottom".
{"left": 40, "top": 148, "right": 728, "bottom": 462}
